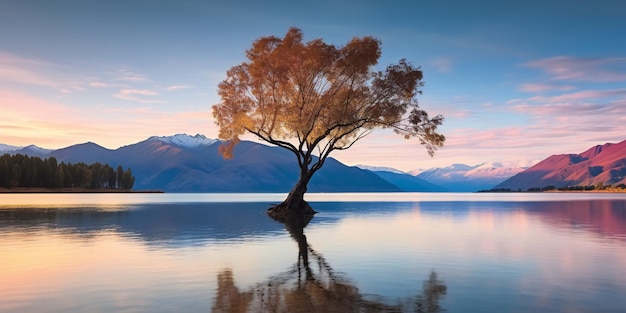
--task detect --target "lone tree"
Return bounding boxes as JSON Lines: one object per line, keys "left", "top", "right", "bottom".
{"left": 213, "top": 28, "right": 445, "bottom": 217}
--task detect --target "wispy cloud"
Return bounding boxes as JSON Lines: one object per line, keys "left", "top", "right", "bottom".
{"left": 113, "top": 88, "right": 162, "bottom": 103}
{"left": 89, "top": 82, "right": 108, "bottom": 88}
{"left": 517, "top": 83, "right": 575, "bottom": 93}
{"left": 525, "top": 56, "right": 626, "bottom": 82}
{"left": 116, "top": 69, "right": 148, "bottom": 82}
{"left": 0, "top": 51, "right": 107, "bottom": 95}
{"left": 56, "top": 82, "right": 88, "bottom": 95}
{"left": 508, "top": 87, "right": 626, "bottom": 132}
{"left": 118, "top": 89, "right": 159, "bottom": 96}
{"left": 0, "top": 88, "right": 216, "bottom": 149}
{"left": 525, "top": 88, "right": 626, "bottom": 103}
{"left": 0, "top": 88, "right": 86, "bottom": 146}
{"left": 0, "top": 50, "right": 59, "bottom": 87}
{"left": 494, "top": 85, "right": 626, "bottom": 162}
{"left": 511, "top": 101, "right": 615, "bottom": 116}
{"left": 165, "top": 85, "right": 193, "bottom": 91}
{"left": 336, "top": 84, "right": 626, "bottom": 170}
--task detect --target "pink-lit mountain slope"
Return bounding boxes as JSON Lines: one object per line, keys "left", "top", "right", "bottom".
{"left": 495, "top": 139, "right": 626, "bottom": 190}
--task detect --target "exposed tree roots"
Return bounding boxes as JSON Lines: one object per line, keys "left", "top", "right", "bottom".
{"left": 266, "top": 200, "right": 317, "bottom": 221}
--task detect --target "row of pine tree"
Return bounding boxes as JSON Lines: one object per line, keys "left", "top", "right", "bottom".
{"left": 0, "top": 154, "right": 135, "bottom": 190}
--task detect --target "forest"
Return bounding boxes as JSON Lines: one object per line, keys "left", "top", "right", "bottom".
{"left": 0, "top": 154, "right": 135, "bottom": 190}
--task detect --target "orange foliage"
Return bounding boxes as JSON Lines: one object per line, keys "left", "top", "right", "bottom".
{"left": 213, "top": 27, "right": 444, "bottom": 170}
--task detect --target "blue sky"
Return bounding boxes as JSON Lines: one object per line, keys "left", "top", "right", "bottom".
{"left": 1, "top": 0, "right": 625, "bottom": 170}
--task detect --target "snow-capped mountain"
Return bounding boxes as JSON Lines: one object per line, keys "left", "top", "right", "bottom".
{"left": 1, "top": 144, "right": 53, "bottom": 157}
{"left": 2, "top": 133, "right": 537, "bottom": 193}
{"left": 415, "top": 163, "right": 529, "bottom": 192}
{"left": 355, "top": 164, "right": 407, "bottom": 174}
{"left": 466, "top": 162, "right": 531, "bottom": 179}
{"left": 147, "top": 134, "right": 217, "bottom": 149}
{"left": 2, "top": 134, "right": 399, "bottom": 192}
{"left": 360, "top": 162, "right": 527, "bottom": 192}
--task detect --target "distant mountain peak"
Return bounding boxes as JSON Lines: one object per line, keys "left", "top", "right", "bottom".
{"left": 0, "top": 143, "right": 55, "bottom": 154}
{"left": 0, "top": 143, "right": 21, "bottom": 152}
{"left": 19, "top": 144, "right": 53, "bottom": 155}
{"left": 355, "top": 164, "right": 407, "bottom": 174}
{"left": 580, "top": 142, "right": 614, "bottom": 159}
{"left": 73, "top": 142, "right": 110, "bottom": 150}
{"left": 148, "top": 133, "right": 217, "bottom": 149}
{"left": 496, "top": 138, "right": 626, "bottom": 190}
{"left": 413, "top": 162, "right": 529, "bottom": 192}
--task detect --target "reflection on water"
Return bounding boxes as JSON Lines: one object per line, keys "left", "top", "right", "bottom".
{"left": 212, "top": 270, "right": 446, "bottom": 313}
{"left": 528, "top": 199, "right": 626, "bottom": 240}
{"left": 1, "top": 194, "right": 626, "bottom": 312}
{"left": 211, "top": 214, "right": 446, "bottom": 312}
{"left": 0, "top": 203, "right": 284, "bottom": 245}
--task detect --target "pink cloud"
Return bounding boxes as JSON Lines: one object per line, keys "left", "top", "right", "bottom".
{"left": 113, "top": 89, "right": 162, "bottom": 103}
{"left": 510, "top": 89, "right": 626, "bottom": 118}
{"left": 0, "top": 89, "right": 100, "bottom": 147}
{"left": 517, "top": 83, "right": 575, "bottom": 93}
{"left": 525, "top": 56, "right": 626, "bottom": 82}
{"left": 116, "top": 69, "right": 148, "bottom": 82}
{"left": 332, "top": 98, "right": 626, "bottom": 171}
{"left": 118, "top": 89, "right": 158, "bottom": 96}
{"left": 165, "top": 85, "right": 193, "bottom": 91}
{"left": 0, "top": 89, "right": 216, "bottom": 150}
{"left": 230, "top": 57, "right": 626, "bottom": 170}
{"left": 328, "top": 89, "right": 626, "bottom": 170}
{"left": 89, "top": 82, "right": 108, "bottom": 88}
{"left": 0, "top": 51, "right": 59, "bottom": 87}
{"left": 542, "top": 89, "right": 626, "bottom": 103}
{"left": 0, "top": 51, "right": 97, "bottom": 94}
{"left": 1, "top": 89, "right": 72, "bottom": 118}
{"left": 512, "top": 102, "right": 607, "bottom": 116}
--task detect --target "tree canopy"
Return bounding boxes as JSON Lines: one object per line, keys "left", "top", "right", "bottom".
{"left": 0, "top": 154, "right": 135, "bottom": 190}
{"left": 212, "top": 27, "right": 445, "bottom": 214}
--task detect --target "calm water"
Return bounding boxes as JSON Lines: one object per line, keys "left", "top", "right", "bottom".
{"left": 1, "top": 193, "right": 625, "bottom": 312}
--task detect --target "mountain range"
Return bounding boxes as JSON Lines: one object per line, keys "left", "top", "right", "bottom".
{"left": 5, "top": 134, "right": 622, "bottom": 192}
{"left": 409, "top": 163, "right": 528, "bottom": 192}
{"left": 496, "top": 139, "right": 626, "bottom": 190}
{"left": 2, "top": 134, "right": 401, "bottom": 192}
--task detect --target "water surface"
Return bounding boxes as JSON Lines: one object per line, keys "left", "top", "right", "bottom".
{"left": 1, "top": 193, "right": 625, "bottom": 312}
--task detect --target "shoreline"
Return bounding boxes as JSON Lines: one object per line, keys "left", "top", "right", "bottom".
{"left": 0, "top": 188, "right": 163, "bottom": 193}
{"left": 478, "top": 189, "right": 626, "bottom": 193}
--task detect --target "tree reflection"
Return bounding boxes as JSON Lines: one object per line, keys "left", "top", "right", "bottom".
{"left": 211, "top": 269, "right": 253, "bottom": 313}
{"left": 211, "top": 214, "right": 447, "bottom": 313}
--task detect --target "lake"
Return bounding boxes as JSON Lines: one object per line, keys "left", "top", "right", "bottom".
{"left": 1, "top": 192, "right": 625, "bottom": 312}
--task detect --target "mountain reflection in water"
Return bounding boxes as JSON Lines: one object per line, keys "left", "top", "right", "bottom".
{"left": 1, "top": 195, "right": 626, "bottom": 313}
{"left": 0, "top": 203, "right": 285, "bottom": 245}
{"left": 2, "top": 200, "right": 625, "bottom": 244}
{"left": 211, "top": 214, "right": 446, "bottom": 313}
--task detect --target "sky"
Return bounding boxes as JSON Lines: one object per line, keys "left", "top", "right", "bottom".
{"left": 1, "top": 0, "right": 625, "bottom": 171}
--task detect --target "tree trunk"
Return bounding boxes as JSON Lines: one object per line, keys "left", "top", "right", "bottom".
{"left": 267, "top": 169, "right": 318, "bottom": 218}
